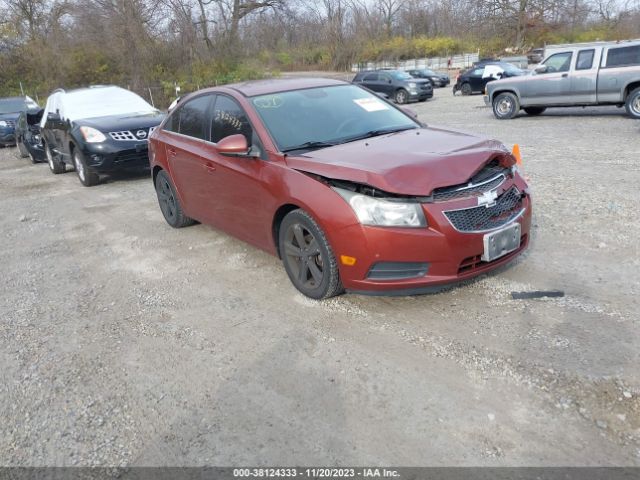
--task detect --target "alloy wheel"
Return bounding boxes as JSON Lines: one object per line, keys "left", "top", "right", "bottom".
{"left": 283, "top": 223, "right": 325, "bottom": 289}
{"left": 74, "top": 152, "right": 85, "bottom": 182}
{"left": 46, "top": 147, "right": 54, "bottom": 170}
{"left": 497, "top": 98, "right": 513, "bottom": 115}
{"left": 157, "top": 177, "right": 177, "bottom": 222}
{"left": 633, "top": 96, "right": 640, "bottom": 115}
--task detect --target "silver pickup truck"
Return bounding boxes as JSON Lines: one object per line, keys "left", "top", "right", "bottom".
{"left": 484, "top": 40, "right": 640, "bottom": 119}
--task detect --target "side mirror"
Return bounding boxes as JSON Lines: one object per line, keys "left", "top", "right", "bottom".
{"left": 400, "top": 106, "right": 418, "bottom": 119}
{"left": 387, "top": 79, "right": 392, "bottom": 84}
{"left": 534, "top": 65, "right": 548, "bottom": 74}
{"left": 47, "top": 112, "right": 61, "bottom": 123}
{"left": 217, "top": 134, "right": 254, "bottom": 157}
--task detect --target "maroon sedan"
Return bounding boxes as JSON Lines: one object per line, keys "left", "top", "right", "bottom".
{"left": 148, "top": 78, "right": 531, "bottom": 299}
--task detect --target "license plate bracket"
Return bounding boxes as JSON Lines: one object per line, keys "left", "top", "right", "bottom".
{"left": 482, "top": 223, "right": 521, "bottom": 262}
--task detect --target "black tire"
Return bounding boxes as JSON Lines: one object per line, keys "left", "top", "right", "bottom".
{"left": 524, "top": 107, "right": 546, "bottom": 116}
{"left": 154, "top": 169, "right": 195, "bottom": 228}
{"left": 395, "top": 89, "right": 409, "bottom": 104}
{"left": 16, "top": 138, "right": 29, "bottom": 158}
{"left": 45, "top": 142, "right": 65, "bottom": 174}
{"left": 461, "top": 83, "right": 472, "bottom": 96}
{"left": 625, "top": 87, "right": 640, "bottom": 119}
{"left": 279, "top": 209, "right": 343, "bottom": 299}
{"left": 72, "top": 147, "right": 99, "bottom": 187}
{"left": 492, "top": 92, "right": 520, "bottom": 120}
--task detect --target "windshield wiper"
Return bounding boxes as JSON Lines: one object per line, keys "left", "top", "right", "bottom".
{"left": 341, "top": 126, "right": 417, "bottom": 143}
{"left": 281, "top": 141, "right": 336, "bottom": 153}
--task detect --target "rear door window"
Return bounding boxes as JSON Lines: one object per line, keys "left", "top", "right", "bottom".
{"left": 576, "top": 49, "right": 595, "bottom": 70}
{"left": 177, "top": 95, "right": 213, "bottom": 140}
{"left": 606, "top": 45, "right": 640, "bottom": 67}
{"left": 363, "top": 73, "right": 378, "bottom": 82}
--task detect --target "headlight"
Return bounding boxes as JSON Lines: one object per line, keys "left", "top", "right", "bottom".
{"left": 79, "top": 126, "right": 106, "bottom": 143}
{"left": 408, "top": 82, "right": 417, "bottom": 89}
{"left": 334, "top": 188, "right": 427, "bottom": 227}
{"left": 0, "top": 121, "right": 7, "bottom": 127}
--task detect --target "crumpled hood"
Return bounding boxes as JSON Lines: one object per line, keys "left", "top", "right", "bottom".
{"left": 285, "top": 126, "right": 512, "bottom": 196}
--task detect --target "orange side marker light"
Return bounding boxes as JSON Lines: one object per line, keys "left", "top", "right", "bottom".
{"left": 340, "top": 255, "right": 357, "bottom": 266}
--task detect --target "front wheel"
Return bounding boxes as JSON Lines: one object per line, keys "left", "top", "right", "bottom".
{"left": 395, "top": 89, "right": 409, "bottom": 104}
{"left": 492, "top": 92, "right": 520, "bottom": 120}
{"left": 17, "top": 138, "right": 29, "bottom": 158}
{"left": 72, "top": 148, "right": 99, "bottom": 186}
{"left": 625, "top": 87, "right": 640, "bottom": 119}
{"left": 279, "top": 209, "right": 343, "bottom": 299}
{"left": 524, "top": 107, "right": 546, "bottom": 116}
{"left": 45, "top": 143, "right": 65, "bottom": 174}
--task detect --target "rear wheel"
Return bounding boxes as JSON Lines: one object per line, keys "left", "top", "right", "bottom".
{"left": 524, "top": 107, "right": 546, "bottom": 116}
{"left": 625, "top": 87, "right": 640, "bottom": 119}
{"left": 279, "top": 209, "right": 343, "bottom": 299}
{"left": 395, "top": 89, "right": 409, "bottom": 104}
{"left": 492, "top": 92, "right": 520, "bottom": 120}
{"left": 72, "top": 148, "right": 99, "bottom": 186}
{"left": 461, "top": 83, "right": 472, "bottom": 96}
{"left": 154, "top": 169, "right": 195, "bottom": 228}
{"left": 45, "top": 143, "right": 65, "bottom": 174}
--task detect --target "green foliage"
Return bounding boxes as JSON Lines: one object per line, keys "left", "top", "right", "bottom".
{"left": 360, "top": 36, "right": 469, "bottom": 61}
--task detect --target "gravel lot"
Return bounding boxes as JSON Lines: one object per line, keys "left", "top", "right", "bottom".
{"left": 1, "top": 88, "right": 639, "bottom": 467}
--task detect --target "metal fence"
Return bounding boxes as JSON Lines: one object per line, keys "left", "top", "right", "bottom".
{"left": 351, "top": 52, "right": 481, "bottom": 72}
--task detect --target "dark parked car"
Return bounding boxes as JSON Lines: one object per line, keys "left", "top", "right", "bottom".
{"left": 41, "top": 86, "right": 164, "bottom": 186}
{"left": 149, "top": 78, "right": 531, "bottom": 299}
{"left": 407, "top": 68, "right": 451, "bottom": 87}
{"left": 16, "top": 108, "right": 46, "bottom": 163}
{"left": 527, "top": 48, "right": 545, "bottom": 64}
{"left": 353, "top": 69, "right": 433, "bottom": 104}
{"left": 0, "top": 96, "right": 39, "bottom": 147}
{"left": 453, "top": 62, "right": 525, "bottom": 95}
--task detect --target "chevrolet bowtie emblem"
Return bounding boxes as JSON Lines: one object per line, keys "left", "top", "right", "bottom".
{"left": 478, "top": 190, "right": 498, "bottom": 207}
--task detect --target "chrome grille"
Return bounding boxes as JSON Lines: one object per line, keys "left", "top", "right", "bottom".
{"left": 109, "top": 130, "right": 136, "bottom": 141}
{"left": 432, "top": 159, "right": 508, "bottom": 202}
{"left": 444, "top": 187, "right": 524, "bottom": 232}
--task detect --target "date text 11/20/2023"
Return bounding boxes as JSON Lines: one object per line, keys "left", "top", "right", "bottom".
{"left": 233, "top": 468, "right": 400, "bottom": 478}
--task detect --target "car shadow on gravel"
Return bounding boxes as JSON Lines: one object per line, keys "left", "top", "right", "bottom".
{"left": 101, "top": 169, "right": 151, "bottom": 184}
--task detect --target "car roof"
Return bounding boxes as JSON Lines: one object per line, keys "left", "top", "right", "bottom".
{"left": 221, "top": 77, "right": 348, "bottom": 97}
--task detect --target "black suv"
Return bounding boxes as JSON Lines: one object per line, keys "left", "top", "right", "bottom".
{"left": 41, "top": 86, "right": 164, "bottom": 186}
{"left": 453, "top": 62, "right": 525, "bottom": 96}
{"left": 407, "top": 68, "right": 450, "bottom": 87}
{"left": 353, "top": 70, "right": 433, "bottom": 104}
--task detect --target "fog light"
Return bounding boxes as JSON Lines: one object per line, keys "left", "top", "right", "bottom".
{"left": 340, "top": 255, "right": 357, "bottom": 266}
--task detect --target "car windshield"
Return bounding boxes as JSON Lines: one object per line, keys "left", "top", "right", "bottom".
{"left": 421, "top": 69, "right": 436, "bottom": 76}
{"left": 0, "top": 98, "right": 25, "bottom": 114}
{"left": 62, "top": 87, "right": 158, "bottom": 121}
{"left": 251, "top": 85, "right": 418, "bottom": 153}
{"left": 391, "top": 71, "right": 413, "bottom": 80}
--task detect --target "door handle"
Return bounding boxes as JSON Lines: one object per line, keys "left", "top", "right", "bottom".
{"left": 562, "top": 73, "right": 568, "bottom": 78}
{"left": 205, "top": 162, "right": 216, "bottom": 173}
{"left": 167, "top": 148, "right": 177, "bottom": 157}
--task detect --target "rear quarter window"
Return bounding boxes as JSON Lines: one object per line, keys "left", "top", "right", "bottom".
{"left": 606, "top": 45, "right": 640, "bottom": 68}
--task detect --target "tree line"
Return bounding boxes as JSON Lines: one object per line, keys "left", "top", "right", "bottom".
{"left": 1, "top": 0, "right": 638, "bottom": 107}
